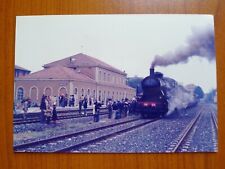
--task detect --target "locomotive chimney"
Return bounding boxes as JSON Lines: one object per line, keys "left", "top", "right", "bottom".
{"left": 150, "top": 68, "right": 154, "bottom": 77}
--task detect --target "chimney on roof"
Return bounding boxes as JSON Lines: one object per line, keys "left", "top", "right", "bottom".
{"left": 70, "top": 57, "right": 76, "bottom": 63}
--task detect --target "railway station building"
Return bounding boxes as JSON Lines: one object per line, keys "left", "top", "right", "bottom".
{"left": 14, "top": 53, "right": 136, "bottom": 106}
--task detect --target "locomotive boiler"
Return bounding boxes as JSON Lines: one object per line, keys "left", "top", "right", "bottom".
{"left": 137, "top": 68, "right": 168, "bottom": 118}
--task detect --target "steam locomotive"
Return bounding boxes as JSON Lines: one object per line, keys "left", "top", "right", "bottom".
{"left": 136, "top": 68, "right": 169, "bottom": 118}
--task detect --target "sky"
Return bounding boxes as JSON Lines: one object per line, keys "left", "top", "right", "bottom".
{"left": 15, "top": 14, "right": 216, "bottom": 93}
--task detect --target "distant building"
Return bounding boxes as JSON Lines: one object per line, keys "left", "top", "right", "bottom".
{"left": 14, "top": 53, "right": 136, "bottom": 105}
{"left": 15, "top": 65, "right": 31, "bottom": 78}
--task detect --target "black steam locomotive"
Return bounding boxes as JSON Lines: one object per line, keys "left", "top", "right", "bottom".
{"left": 136, "top": 68, "right": 168, "bottom": 118}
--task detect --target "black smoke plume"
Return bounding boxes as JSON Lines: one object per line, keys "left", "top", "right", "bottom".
{"left": 151, "top": 26, "right": 215, "bottom": 68}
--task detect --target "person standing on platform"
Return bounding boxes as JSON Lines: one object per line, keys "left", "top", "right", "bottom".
{"left": 22, "top": 99, "right": 29, "bottom": 119}
{"left": 124, "top": 98, "right": 129, "bottom": 117}
{"left": 52, "top": 96, "right": 57, "bottom": 107}
{"left": 64, "top": 94, "right": 68, "bottom": 107}
{"left": 79, "top": 98, "right": 83, "bottom": 114}
{"left": 59, "top": 94, "right": 64, "bottom": 107}
{"left": 45, "top": 101, "right": 52, "bottom": 124}
{"left": 83, "top": 99, "right": 88, "bottom": 116}
{"left": 93, "top": 101, "right": 100, "bottom": 122}
{"left": 89, "top": 97, "right": 92, "bottom": 106}
{"left": 69, "top": 95, "right": 75, "bottom": 107}
{"left": 116, "top": 101, "right": 122, "bottom": 119}
{"left": 40, "top": 95, "right": 47, "bottom": 123}
{"left": 112, "top": 101, "right": 118, "bottom": 119}
{"left": 130, "top": 98, "right": 137, "bottom": 115}
{"left": 92, "top": 102, "right": 96, "bottom": 122}
{"left": 107, "top": 99, "right": 113, "bottom": 119}
{"left": 52, "top": 103, "right": 57, "bottom": 124}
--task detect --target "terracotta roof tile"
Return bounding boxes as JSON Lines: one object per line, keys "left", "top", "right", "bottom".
{"left": 43, "top": 53, "right": 126, "bottom": 75}
{"left": 18, "top": 66, "right": 95, "bottom": 83}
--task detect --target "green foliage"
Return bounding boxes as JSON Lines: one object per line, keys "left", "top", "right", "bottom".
{"left": 194, "top": 86, "right": 204, "bottom": 99}
{"left": 204, "top": 89, "right": 217, "bottom": 103}
{"left": 127, "top": 76, "right": 143, "bottom": 94}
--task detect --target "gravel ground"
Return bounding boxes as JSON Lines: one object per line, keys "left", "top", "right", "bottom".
{"left": 19, "top": 119, "right": 148, "bottom": 152}
{"left": 14, "top": 113, "right": 138, "bottom": 146}
{"left": 187, "top": 105, "right": 217, "bottom": 152}
{"left": 72, "top": 104, "right": 204, "bottom": 153}
{"left": 14, "top": 102, "right": 217, "bottom": 153}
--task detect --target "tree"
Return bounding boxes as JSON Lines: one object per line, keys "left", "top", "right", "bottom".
{"left": 194, "top": 86, "right": 204, "bottom": 99}
{"left": 127, "top": 76, "right": 143, "bottom": 95}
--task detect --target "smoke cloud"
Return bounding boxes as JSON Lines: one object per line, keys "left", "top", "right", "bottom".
{"left": 151, "top": 26, "right": 215, "bottom": 68}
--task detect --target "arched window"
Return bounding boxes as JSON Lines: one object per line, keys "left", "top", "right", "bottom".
{"left": 45, "top": 87, "right": 52, "bottom": 96}
{"left": 108, "top": 74, "right": 110, "bottom": 82}
{"left": 98, "top": 90, "right": 101, "bottom": 101}
{"left": 108, "top": 91, "right": 110, "bottom": 97}
{"left": 99, "top": 71, "right": 101, "bottom": 81}
{"left": 93, "top": 90, "right": 96, "bottom": 99}
{"left": 74, "top": 88, "right": 78, "bottom": 95}
{"left": 87, "top": 89, "right": 90, "bottom": 95}
{"left": 103, "top": 72, "right": 106, "bottom": 81}
{"left": 17, "top": 87, "right": 24, "bottom": 101}
{"left": 81, "top": 88, "right": 84, "bottom": 96}
{"left": 103, "top": 91, "right": 106, "bottom": 99}
{"left": 30, "top": 86, "right": 38, "bottom": 101}
{"left": 59, "top": 87, "right": 67, "bottom": 95}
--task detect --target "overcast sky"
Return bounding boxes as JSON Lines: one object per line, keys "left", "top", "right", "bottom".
{"left": 15, "top": 14, "right": 216, "bottom": 93}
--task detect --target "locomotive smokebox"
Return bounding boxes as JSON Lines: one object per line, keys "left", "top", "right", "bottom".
{"left": 150, "top": 68, "right": 155, "bottom": 77}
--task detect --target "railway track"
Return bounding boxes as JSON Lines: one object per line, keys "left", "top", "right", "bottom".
{"left": 13, "top": 111, "right": 108, "bottom": 125}
{"left": 166, "top": 111, "right": 202, "bottom": 153}
{"left": 14, "top": 118, "right": 159, "bottom": 152}
{"left": 211, "top": 111, "right": 218, "bottom": 131}
{"left": 211, "top": 111, "right": 218, "bottom": 151}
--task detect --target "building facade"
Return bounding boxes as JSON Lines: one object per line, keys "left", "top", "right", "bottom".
{"left": 15, "top": 53, "right": 136, "bottom": 106}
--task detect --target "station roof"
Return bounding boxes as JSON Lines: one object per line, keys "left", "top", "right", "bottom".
{"left": 17, "top": 65, "right": 96, "bottom": 83}
{"left": 43, "top": 53, "right": 126, "bottom": 75}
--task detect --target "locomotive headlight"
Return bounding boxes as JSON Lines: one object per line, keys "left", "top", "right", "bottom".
{"left": 144, "top": 103, "right": 148, "bottom": 106}
{"left": 151, "top": 103, "right": 156, "bottom": 107}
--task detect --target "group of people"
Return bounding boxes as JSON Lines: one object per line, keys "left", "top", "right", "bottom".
{"left": 78, "top": 97, "right": 88, "bottom": 115}
{"left": 52, "top": 94, "right": 94, "bottom": 108}
{"left": 21, "top": 98, "right": 31, "bottom": 119}
{"left": 106, "top": 98, "right": 137, "bottom": 120}
{"left": 77, "top": 97, "right": 102, "bottom": 122}
{"left": 20, "top": 93, "right": 137, "bottom": 124}
{"left": 39, "top": 94, "right": 100, "bottom": 124}
{"left": 40, "top": 95, "right": 58, "bottom": 124}
{"left": 59, "top": 94, "right": 76, "bottom": 107}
